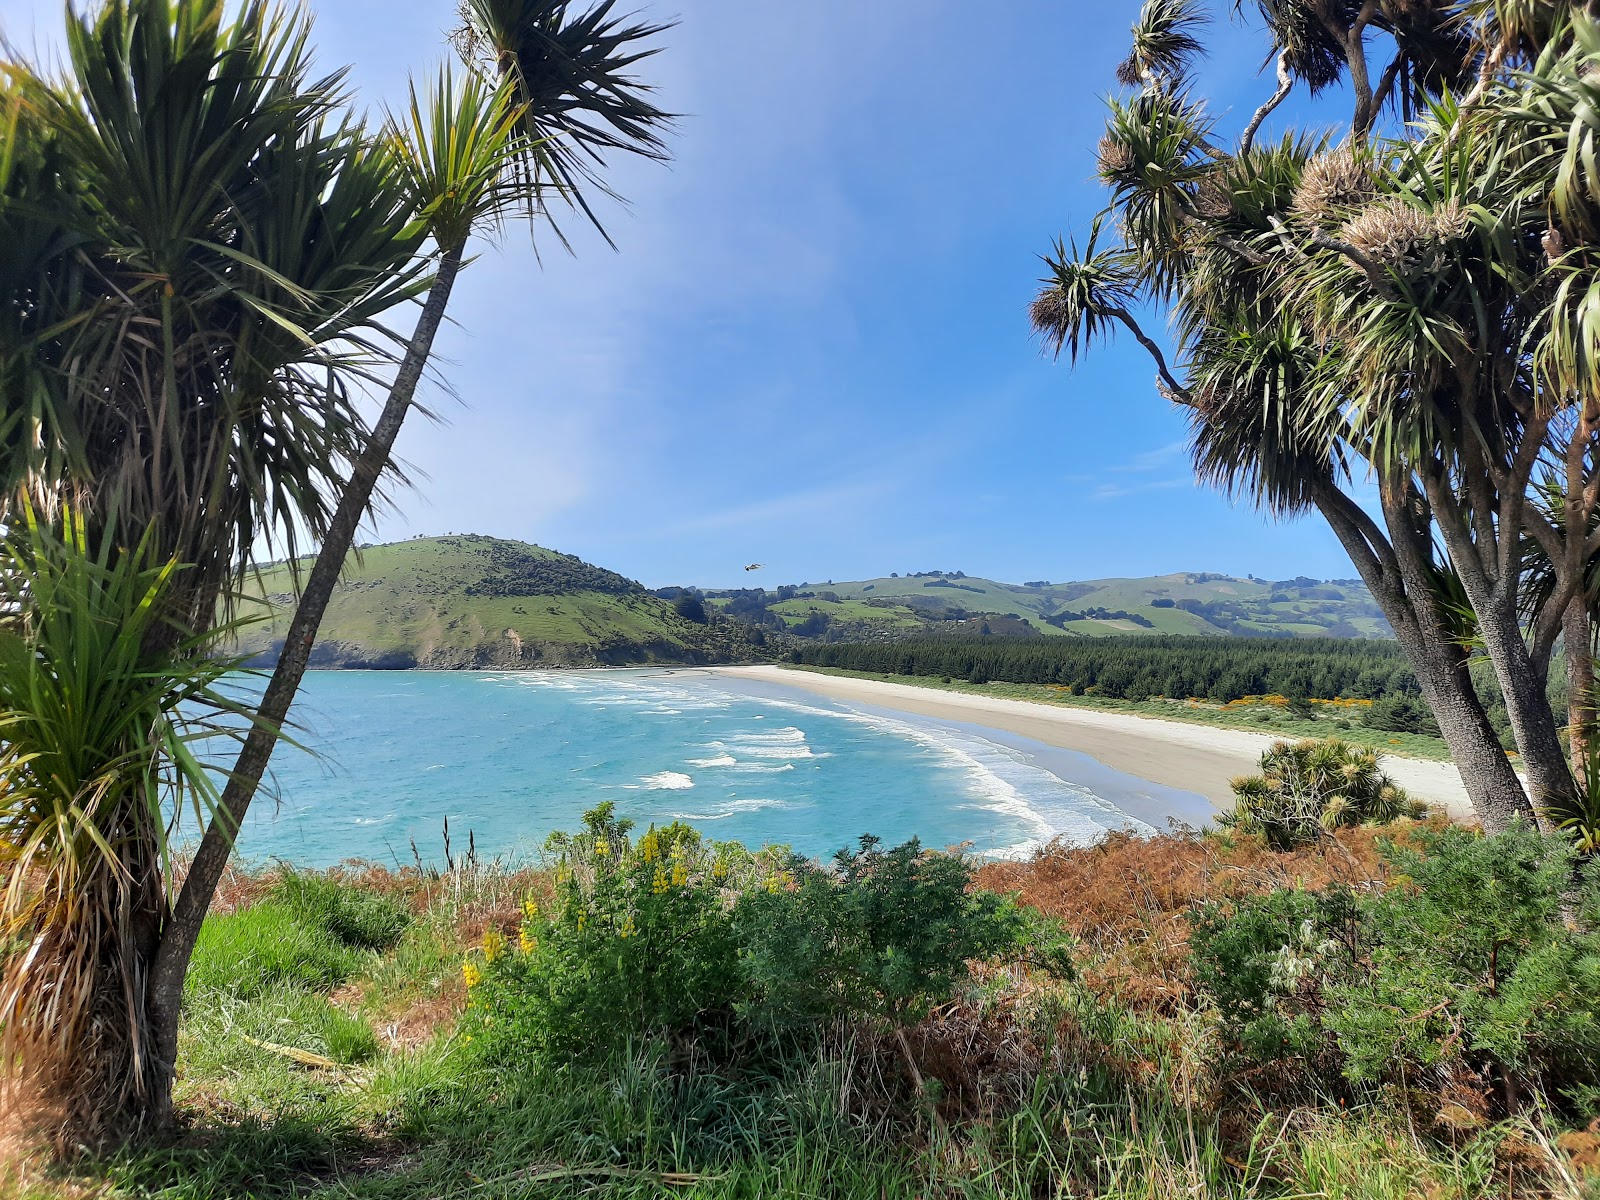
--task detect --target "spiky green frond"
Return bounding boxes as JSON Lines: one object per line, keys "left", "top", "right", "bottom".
{"left": 388, "top": 66, "right": 529, "bottom": 251}
{"left": 1118, "top": 0, "right": 1209, "bottom": 89}
{"left": 1030, "top": 216, "right": 1141, "bottom": 365}
{"left": 1, "top": 0, "right": 425, "bottom": 637}
{"left": 459, "top": 0, "right": 675, "bottom": 244}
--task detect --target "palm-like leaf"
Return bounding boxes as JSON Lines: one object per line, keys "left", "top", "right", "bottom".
{"left": 458, "top": 0, "right": 674, "bottom": 245}
{"left": 2, "top": 0, "right": 424, "bottom": 639}
{"left": 1030, "top": 216, "right": 1141, "bottom": 365}
{"left": 0, "top": 509, "right": 256, "bottom": 1142}
{"left": 1117, "top": 0, "right": 1208, "bottom": 89}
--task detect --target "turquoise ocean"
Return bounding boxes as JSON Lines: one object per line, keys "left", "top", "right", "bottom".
{"left": 230, "top": 669, "right": 1213, "bottom": 868}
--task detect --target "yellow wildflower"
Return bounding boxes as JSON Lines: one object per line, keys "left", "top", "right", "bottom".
{"left": 652, "top": 866, "right": 669, "bottom": 895}
{"left": 594, "top": 837, "right": 610, "bottom": 857}
{"left": 482, "top": 929, "right": 505, "bottom": 963}
{"left": 619, "top": 914, "right": 637, "bottom": 939}
{"left": 577, "top": 911, "right": 588, "bottom": 931}
{"left": 522, "top": 897, "right": 539, "bottom": 919}
{"left": 639, "top": 831, "right": 659, "bottom": 862}
{"left": 462, "top": 960, "right": 482, "bottom": 989}
{"left": 711, "top": 858, "right": 728, "bottom": 882}
{"left": 519, "top": 929, "right": 536, "bottom": 954}
{"left": 671, "top": 861, "right": 688, "bottom": 888}
{"left": 764, "top": 874, "right": 781, "bottom": 895}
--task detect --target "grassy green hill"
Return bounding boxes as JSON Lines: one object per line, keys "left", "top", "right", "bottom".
{"left": 793, "top": 570, "right": 1390, "bottom": 639}
{"left": 234, "top": 536, "right": 762, "bottom": 669}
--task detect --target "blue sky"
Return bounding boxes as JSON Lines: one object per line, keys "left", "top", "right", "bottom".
{"left": 1, "top": 0, "right": 1364, "bottom": 589}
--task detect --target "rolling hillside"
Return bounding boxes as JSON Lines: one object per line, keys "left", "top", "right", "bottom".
{"left": 233, "top": 536, "right": 765, "bottom": 669}
{"left": 710, "top": 571, "right": 1389, "bottom": 641}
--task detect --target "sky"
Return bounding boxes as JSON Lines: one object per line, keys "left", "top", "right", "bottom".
{"left": 0, "top": 0, "right": 1368, "bottom": 589}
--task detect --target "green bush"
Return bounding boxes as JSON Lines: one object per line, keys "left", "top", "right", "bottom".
{"left": 1188, "top": 886, "right": 1357, "bottom": 1069}
{"left": 1191, "top": 824, "right": 1600, "bottom": 1110}
{"left": 467, "top": 804, "right": 749, "bottom": 1062}
{"left": 187, "top": 903, "right": 361, "bottom": 1000}
{"left": 271, "top": 870, "right": 411, "bottom": 950}
{"left": 466, "top": 809, "right": 1029, "bottom": 1063}
{"left": 734, "top": 835, "right": 1026, "bottom": 1031}
{"left": 1326, "top": 824, "right": 1600, "bottom": 1097}
{"left": 1224, "top": 738, "right": 1424, "bottom": 849}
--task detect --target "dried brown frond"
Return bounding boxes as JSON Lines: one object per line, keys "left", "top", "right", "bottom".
{"left": 1292, "top": 148, "right": 1376, "bottom": 224}
{"left": 1028, "top": 289, "right": 1070, "bottom": 338}
{"left": 974, "top": 823, "right": 1437, "bottom": 1013}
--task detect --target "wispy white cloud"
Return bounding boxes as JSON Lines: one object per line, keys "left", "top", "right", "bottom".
{"left": 1092, "top": 476, "right": 1192, "bottom": 501}
{"left": 1111, "top": 440, "right": 1188, "bottom": 473}
{"left": 664, "top": 478, "right": 893, "bottom": 534}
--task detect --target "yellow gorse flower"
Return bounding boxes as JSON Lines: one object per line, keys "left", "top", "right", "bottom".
{"left": 462, "top": 960, "right": 483, "bottom": 989}
{"left": 482, "top": 929, "right": 505, "bottom": 963}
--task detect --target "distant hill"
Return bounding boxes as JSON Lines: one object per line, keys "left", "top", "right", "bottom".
{"left": 703, "top": 570, "right": 1390, "bottom": 642}
{"left": 234, "top": 536, "right": 769, "bottom": 669}
{"left": 236, "top": 537, "right": 1391, "bottom": 671}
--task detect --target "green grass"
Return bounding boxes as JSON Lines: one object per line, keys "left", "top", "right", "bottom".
{"left": 17, "top": 851, "right": 1594, "bottom": 1200}
{"left": 768, "top": 598, "right": 925, "bottom": 628}
{"left": 232, "top": 536, "right": 716, "bottom": 668}
{"left": 819, "top": 571, "right": 1389, "bottom": 639}
{"left": 779, "top": 664, "right": 1458, "bottom": 761}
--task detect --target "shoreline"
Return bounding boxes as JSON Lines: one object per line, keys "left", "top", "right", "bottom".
{"left": 703, "top": 665, "right": 1475, "bottom": 822}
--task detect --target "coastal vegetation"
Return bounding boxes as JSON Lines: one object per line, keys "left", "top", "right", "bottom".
{"left": 0, "top": 0, "right": 673, "bottom": 1148}
{"left": 12, "top": 809, "right": 1600, "bottom": 1198}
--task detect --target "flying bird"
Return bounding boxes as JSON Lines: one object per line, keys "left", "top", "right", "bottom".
{"left": 744, "top": 563, "right": 765, "bottom": 572}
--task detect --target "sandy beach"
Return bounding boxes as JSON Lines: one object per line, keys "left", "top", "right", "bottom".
{"left": 708, "top": 665, "right": 1475, "bottom": 823}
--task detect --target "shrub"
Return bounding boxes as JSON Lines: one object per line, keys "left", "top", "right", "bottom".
{"left": 466, "top": 804, "right": 752, "bottom": 1062}
{"left": 271, "top": 870, "right": 411, "bottom": 950}
{"left": 1326, "top": 824, "right": 1600, "bottom": 1101}
{"left": 1224, "top": 738, "right": 1424, "bottom": 849}
{"left": 1188, "top": 886, "right": 1358, "bottom": 1069}
{"left": 187, "top": 903, "right": 361, "bottom": 1000}
{"left": 734, "top": 835, "right": 1027, "bottom": 1031}
{"left": 466, "top": 810, "right": 1028, "bottom": 1064}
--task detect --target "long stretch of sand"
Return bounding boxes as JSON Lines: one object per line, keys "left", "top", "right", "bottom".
{"left": 708, "top": 666, "right": 1475, "bottom": 823}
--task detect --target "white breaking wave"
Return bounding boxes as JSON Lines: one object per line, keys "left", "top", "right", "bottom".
{"left": 686, "top": 754, "right": 737, "bottom": 768}
{"left": 641, "top": 771, "right": 694, "bottom": 791}
{"left": 747, "top": 694, "right": 1150, "bottom": 848}
{"left": 670, "top": 797, "right": 795, "bottom": 821}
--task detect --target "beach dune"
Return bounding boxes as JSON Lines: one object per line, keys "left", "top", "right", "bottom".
{"left": 710, "top": 666, "right": 1475, "bottom": 823}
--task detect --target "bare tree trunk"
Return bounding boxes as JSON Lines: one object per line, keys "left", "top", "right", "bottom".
{"left": 1317, "top": 491, "right": 1533, "bottom": 830}
{"left": 143, "top": 243, "right": 466, "bottom": 1123}
{"left": 1472, "top": 597, "right": 1572, "bottom": 829}
{"left": 1566, "top": 597, "right": 1595, "bottom": 784}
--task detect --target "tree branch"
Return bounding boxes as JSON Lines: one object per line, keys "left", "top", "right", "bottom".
{"left": 1240, "top": 52, "right": 1293, "bottom": 156}
{"left": 1108, "top": 306, "right": 1190, "bottom": 402}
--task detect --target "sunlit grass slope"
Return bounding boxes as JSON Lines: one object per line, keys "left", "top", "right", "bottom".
{"left": 234, "top": 535, "right": 728, "bottom": 668}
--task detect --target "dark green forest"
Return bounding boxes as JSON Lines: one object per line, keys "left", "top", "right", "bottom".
{"left": 792, "top": 636, "right": 1418, "bottom": 702}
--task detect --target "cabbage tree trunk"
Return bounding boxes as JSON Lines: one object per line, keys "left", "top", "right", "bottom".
{"left": 143, "top": 241, "right": 466, "bottom": 1123}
